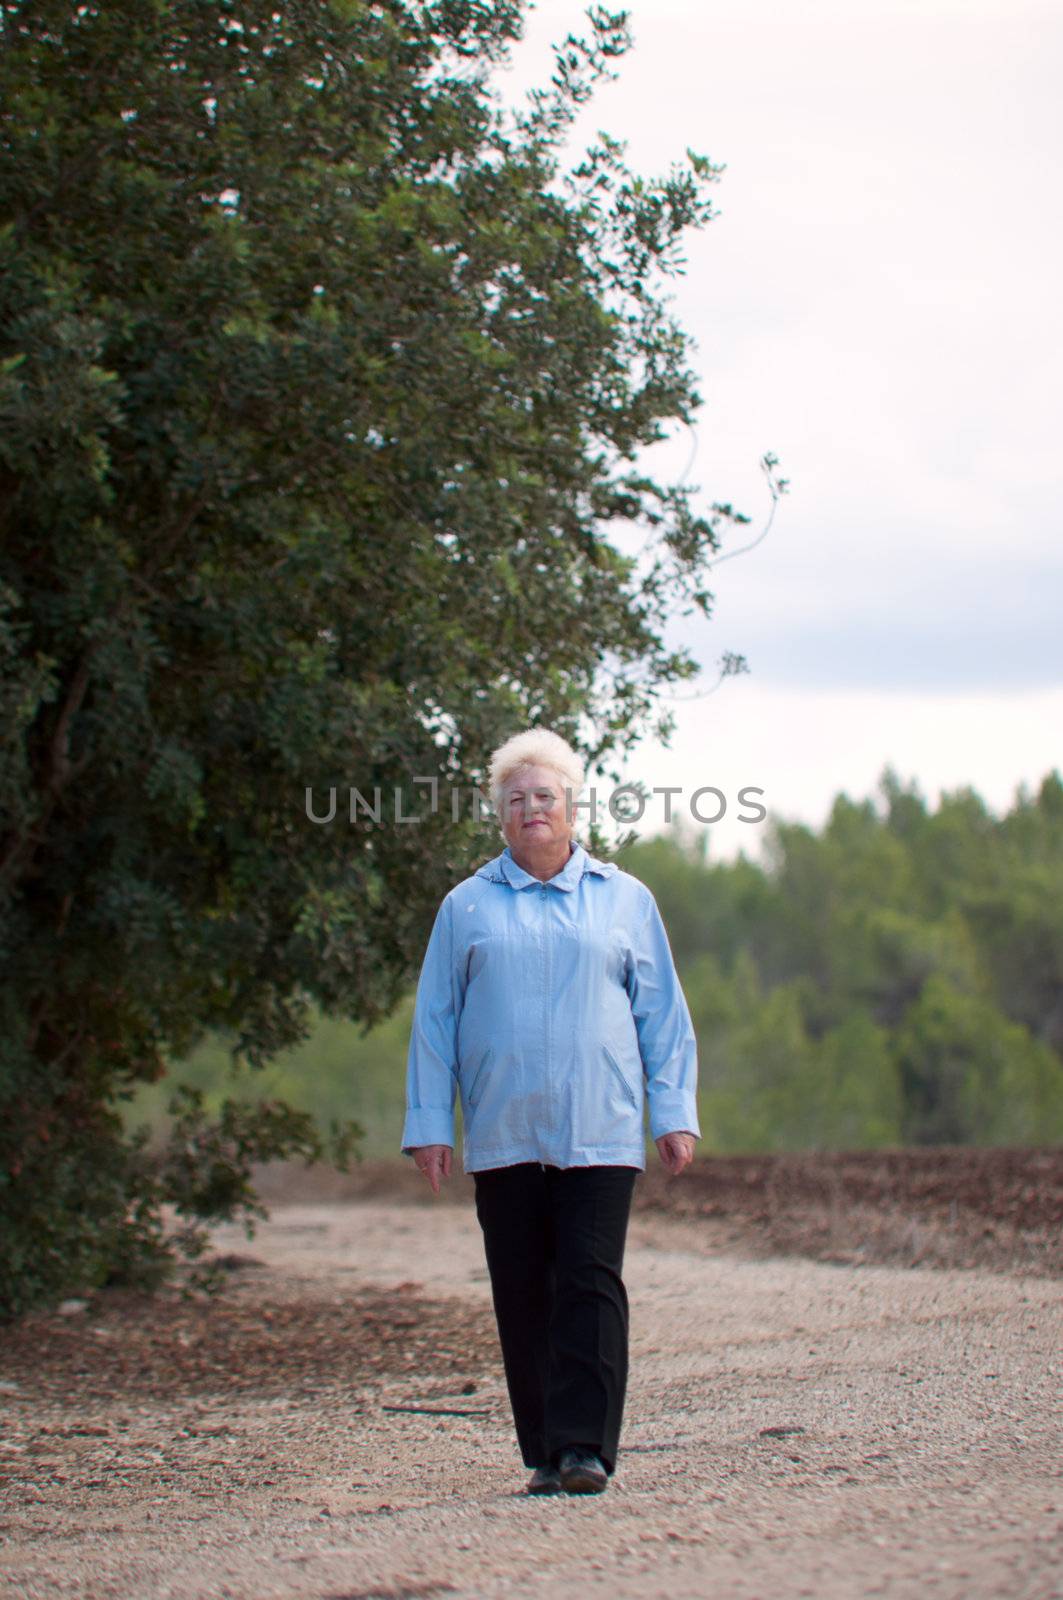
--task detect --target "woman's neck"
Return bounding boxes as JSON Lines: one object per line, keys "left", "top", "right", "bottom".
{"left": 508, "top": 837, "right": 575, "bottom": 882}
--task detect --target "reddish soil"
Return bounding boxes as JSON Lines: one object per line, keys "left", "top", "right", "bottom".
{"left": 251, "top": 1144, "right": 1063, "bottom": 1278}
{"left": 636, "top": 1145, "right": 1063, "bottom": 1276}
{"left": 2, "top": 1149, "right": 1060, "bottom": 1600}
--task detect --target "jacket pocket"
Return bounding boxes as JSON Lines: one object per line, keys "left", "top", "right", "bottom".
{"left": 463, "top": 1047, "right": 492, "bottom": 1109}
{"left": 603, "top": 1043, "right": 640, "bottom": 1113}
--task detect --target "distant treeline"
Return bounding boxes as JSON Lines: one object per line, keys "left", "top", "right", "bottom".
{"left": 633, "top": 767, "right": 1063, "bottom": 1150}
{"left": 128, "top": 767, "right": 1063, "bottom": 1156}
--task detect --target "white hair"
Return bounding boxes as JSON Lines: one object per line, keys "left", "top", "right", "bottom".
{"left": 488, "top": 729, "right": 585, "bottom": 836}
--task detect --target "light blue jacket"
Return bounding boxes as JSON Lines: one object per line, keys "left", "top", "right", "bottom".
{"left": 400, "top": 840, "right": 701, "bottom": 1172}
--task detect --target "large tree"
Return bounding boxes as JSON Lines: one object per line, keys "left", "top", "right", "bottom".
{"left": 0, "top": 0, "right": 747, "bottom": 1314}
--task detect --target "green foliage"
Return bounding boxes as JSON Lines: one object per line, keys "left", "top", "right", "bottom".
{"left": 892, "top": 977, "right": 1063, "bottom": 1146}
{"left": 121, "top": 767, "right": 1063, "bottom": 1187}
{"left": 620, "top": 769, "right": 1063, "bottom": 1153}
{"left": 0, "top": 1032, "right": 360, "bottom": 1321}
{"left": 0, "top": 1, "right": 734, "bottom": 1317}
{"left": 125, "top": 1000, "right": 415, "bottom": 1159}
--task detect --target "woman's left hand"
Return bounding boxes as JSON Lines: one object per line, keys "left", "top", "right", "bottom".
{"left": 655, "top": 1131, "right": 696, "bottom": 1176}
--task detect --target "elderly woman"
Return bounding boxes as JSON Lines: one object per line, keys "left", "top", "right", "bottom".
{"left": 401, "top": 729, "right": 699, "bottom": 1496}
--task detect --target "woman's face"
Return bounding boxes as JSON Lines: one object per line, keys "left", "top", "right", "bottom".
{"left": 500, "top": 764, "right": 576, "bottom": 853}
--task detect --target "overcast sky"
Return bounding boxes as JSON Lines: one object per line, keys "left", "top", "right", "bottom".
{"left": 492, "top": 0, "right": 1063, "bottom": 860}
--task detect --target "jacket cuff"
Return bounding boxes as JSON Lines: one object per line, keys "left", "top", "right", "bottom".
{"left": 401, "top": 1106, "right": 455, "bottom": 1154}
{"left": 647, "top": 1092, "right": 701, "bottom": 1142}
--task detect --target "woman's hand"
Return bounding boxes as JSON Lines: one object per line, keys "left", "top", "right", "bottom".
{"left": 411, "top": 1144, "right": 453, "bottom": 1194}
{"left": 655, "top": 1131, "right": 696, "bottom": 1176}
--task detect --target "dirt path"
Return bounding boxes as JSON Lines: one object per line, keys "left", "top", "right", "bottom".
{"left": 2, "top": 1198, "right": 1061, "bottom": 1600}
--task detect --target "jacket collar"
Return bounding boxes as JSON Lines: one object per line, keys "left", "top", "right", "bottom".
{"left": 474, "top": 840, "right": 618, "bottom": 892}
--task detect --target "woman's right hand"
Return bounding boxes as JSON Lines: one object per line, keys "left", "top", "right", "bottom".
{"left": 411, "top": 1144, "right": 452, "bottom": 1194}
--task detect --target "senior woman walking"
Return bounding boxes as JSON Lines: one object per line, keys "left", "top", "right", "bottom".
{"left": 401, "top": 729, "right": 700, "bottom": 1496}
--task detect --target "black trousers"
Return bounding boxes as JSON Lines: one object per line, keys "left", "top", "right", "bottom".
{"left": 472, "top": 1161, "right": 639, "bottom": 1476}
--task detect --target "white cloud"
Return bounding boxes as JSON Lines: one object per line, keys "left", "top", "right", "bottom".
{"left": 604, "top": 682, "right": 1063, "bottom": 861}
{"left": 496, "top": 1, "right": 1063, "bottom": 836}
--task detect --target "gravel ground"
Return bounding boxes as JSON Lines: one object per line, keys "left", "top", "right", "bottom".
{"left": 1, "top": 1194, "right": 1061, "bottom": 1600}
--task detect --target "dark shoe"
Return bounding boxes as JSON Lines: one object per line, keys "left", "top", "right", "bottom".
{"left": 526, "top": 1463, "right": 562, "bottom": 1495}
{"left": 557, "top": 1446, "right": 608, "bottom": 1494}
